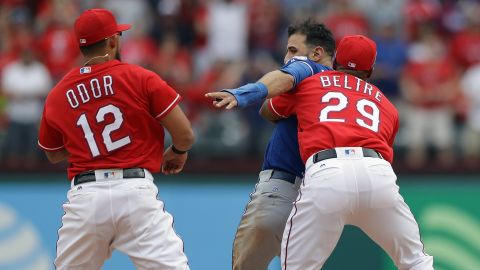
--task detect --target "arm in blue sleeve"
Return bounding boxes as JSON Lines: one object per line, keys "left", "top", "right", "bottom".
{"left": 223, "top": 82, "right": 268, "bottom": 108}
{"left": 280, "top": 61, "right": 315, "bottom": 87}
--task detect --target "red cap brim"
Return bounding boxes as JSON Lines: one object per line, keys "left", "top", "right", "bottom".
{"left": 117, "top": 24, "right": 131, "bottom": 32}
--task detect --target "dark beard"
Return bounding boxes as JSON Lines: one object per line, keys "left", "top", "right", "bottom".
{"left": 115, "top": 51, "right": 121, "bottom": 61}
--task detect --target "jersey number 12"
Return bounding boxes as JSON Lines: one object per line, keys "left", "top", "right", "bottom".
{"left": 76, "top": 104, "right": 131, "bottom": 157}
{"left": 319, "top": 91, "right": 380, "bottom": 132}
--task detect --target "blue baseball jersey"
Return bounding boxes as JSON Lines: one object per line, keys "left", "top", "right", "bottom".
{"left": 261, "top": 57, "right": 331, "bottom": 177}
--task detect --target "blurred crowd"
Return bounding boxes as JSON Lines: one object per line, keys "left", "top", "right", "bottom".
{"left": 1, "top": 0, "right": 480, "bottom": 172}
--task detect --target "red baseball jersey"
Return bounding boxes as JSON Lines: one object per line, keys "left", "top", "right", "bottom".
{"left": 38, "top": 60, "right": 181, "bottom": 179}
{"left": 402, "top": 57, "right": 457, "bottom": 107}
{"left": 269, "top": 70, "right": 399, "bottom": 163}
{"left": 450, "top": 30, "right": 480, "bottom": 69}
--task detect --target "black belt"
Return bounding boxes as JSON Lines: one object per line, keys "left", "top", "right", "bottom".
{"left": 313, "top": 148, "right": 383, "bottom": 164}
{"left": 270, "top": 170, "right": 298, "bottom": 184}
{"left": 73, "top": 168, "right": 146, "bottom": 186}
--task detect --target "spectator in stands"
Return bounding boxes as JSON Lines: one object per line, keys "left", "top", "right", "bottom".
{"left": 403, "top": 0, "right": 441, "bottom": 41}
{"left": 400, "top": 23, "right": 459, "bottom": 168}
{"left": 104, "top": 0, "right": 153, "bottom": 35}
{"left": 187, "top": 58, "right": 249, "bottom": 157}
{"left": 0, "top": 9, "right": 15, "bottom": 74}
{"left": 152, "top": 33, "right": 192, "bottom": 92}
{"left": 1, "top": 31, "right": 52, "bottom": 169}
{"left": 207, "top": 0, "right": 248, "bottom": 65}
{"left": 449, "top": 1, "right": 480, "bottom": 71}
{"left": 121, "top": 26, "right": 157, "bottom": 68}
{"left": 248, "top": 0, "right": 284, "bottom": 53}
{"left": 460, "top": 63, "right": 480, "bottom": 167}
{"left": 438, "top": 0, "right": 466, "bottom": 35}
{"left": 36, "top": 0, "right": 79, "bottom": 81}
{"left": 153, "top": 0, "right": 184, "bottom": 40}
{"left": 323, "top": 0, "right": 370, "bottom": 42}
{"left": 353, "top": 0, "right": 404, "bottom": 28}
{"left": 371, "top": 19, "right": 408, "bottom": 99}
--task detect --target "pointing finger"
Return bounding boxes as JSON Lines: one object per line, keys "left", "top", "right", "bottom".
{"left": 205, "top": 92, "right": 225, "bottom": 99}
{"left": 226, "top": 100, "right": 237, "bottom": 110}
{"left": 215, "top": 97, "right": 233, "bottom": 108}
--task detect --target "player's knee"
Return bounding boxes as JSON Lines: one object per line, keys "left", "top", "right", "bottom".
{"left": 233, "top": 228, "right": 279, "bottom": 267}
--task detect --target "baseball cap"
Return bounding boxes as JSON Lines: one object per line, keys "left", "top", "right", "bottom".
{"left": 74, "top": 9, "right": 131, "bottom": 46}
{"left": 334, "top": 35, "right": 377, "bottom": 71}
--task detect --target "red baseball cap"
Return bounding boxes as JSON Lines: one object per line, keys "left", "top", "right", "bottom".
{"left": 74, "top": 9, "right": 131, "bottom": 46}
{"left": 334, "top": 35, "right": 377, "bottom": 71}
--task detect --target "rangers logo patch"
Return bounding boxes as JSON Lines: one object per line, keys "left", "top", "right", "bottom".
{"left": 80, "top": 38, "right": 87, "bottom": 44}
{"left": 80, "top": 67, "right": 91, "bottom": 74}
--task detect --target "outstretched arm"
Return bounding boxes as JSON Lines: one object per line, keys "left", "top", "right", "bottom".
{"left": 260, "top": 71, "right": 296, "bottom": 98}
{"left": 205, "top": 70, "right": 294, "bottom": 109}
{"left": 205, "top": 58, "right": 325, "bottom": 109}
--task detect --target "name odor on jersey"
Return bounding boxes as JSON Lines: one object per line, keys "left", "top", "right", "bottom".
{"left": 66, "top": 75, "right": 114, "bottom": 109}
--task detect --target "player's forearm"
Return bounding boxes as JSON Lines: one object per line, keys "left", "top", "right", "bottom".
{"left": 400, "top": 79, "right": 421, "bottom": 102}
{"left": 170, "top": 128, "right": 195, "bottom": 152}
{"left": 160, "top": 106, "right": 195, "bottom": 152}
{"left": 221, "top": 70, "right": 294, "bottom": 109}
{"left": 258, "top": 70, "right": 295, "bottom": 99}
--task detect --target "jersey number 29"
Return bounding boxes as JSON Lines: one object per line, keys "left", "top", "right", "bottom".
{"left": 319, "top": 92, "right": 380, "bottom": 132}
{"left": 76, "top": 104, "right": 131, "bottom": 157}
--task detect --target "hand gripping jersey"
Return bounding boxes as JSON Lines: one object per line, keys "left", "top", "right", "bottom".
{"left": 38, "top": 60, "right": 181, "bottom": 179}
{"left": 269, "top": 70, "right": 399, "bottom": 163}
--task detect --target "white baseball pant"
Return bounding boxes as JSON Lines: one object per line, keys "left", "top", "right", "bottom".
{"left": 281, "top": 147, "right": 434, "bottom": 270}
{"left": 55, "top": 169, "right": 189, "bottom": 270}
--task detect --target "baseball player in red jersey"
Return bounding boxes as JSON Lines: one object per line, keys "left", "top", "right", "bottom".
{"left": 38, "top": 9, "right": 194, "bottom": 270}
{"left": 261, "top": 35, "right": 434, "bottom": 270}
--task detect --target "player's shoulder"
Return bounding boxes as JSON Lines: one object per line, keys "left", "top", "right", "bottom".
{"left": 48, "top": 67, "right": 79, "bottom": 95}
{"left": 286, "top": 56, "right": 309, "bottom": 64}
{"left": 308, "top": 69, "right": 339, "bottom": 79}
{"left": 285, "top": 56, "right": 332, "bottom": 72}
{"left": 368, "top": 81, "right": 398, "bottom": 114}
{"left": 380, "top": 92, "right": 398, "bottom": 112}
{"left": 114, "top": 62, "right": 161, "bottom": 80}
{"left": 110, "top": 61, "right": 148, "bottom": 74}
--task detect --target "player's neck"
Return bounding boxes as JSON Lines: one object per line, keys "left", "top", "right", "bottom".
{"left": 319, "top": 58, "right": 333, "bottom": 68}
{"left": 83, "top": 53, "right": 110, "bottom": 66}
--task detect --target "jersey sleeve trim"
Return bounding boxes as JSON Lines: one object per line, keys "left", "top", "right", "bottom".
{"left": 300, "top": 61, "right": 314, "bottom": 76}
{"left": 38, "top": 141, "right": 65, "bottom": 151}
{"left": 268, "top": 99, "right": 288, "bottom": 118}
{"left": 155, "top": 93, "right": 181, "bottom": 119}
